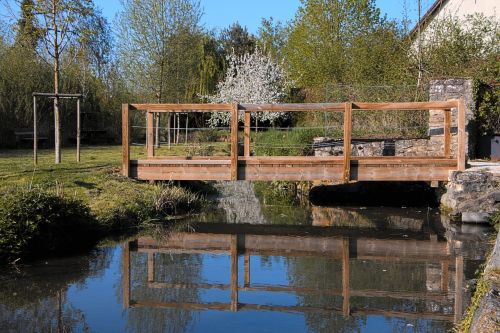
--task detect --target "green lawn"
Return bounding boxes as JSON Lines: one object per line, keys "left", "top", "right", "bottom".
{"left": 0, "top": 145, "right": 203, "bottom": 225}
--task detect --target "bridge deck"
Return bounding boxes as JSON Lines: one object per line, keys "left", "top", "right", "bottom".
{"left": 130, "top": 156, "right": 457, "bottom": 181}
{"left": 122, "top": 100, "right": 466, "bottom": 182}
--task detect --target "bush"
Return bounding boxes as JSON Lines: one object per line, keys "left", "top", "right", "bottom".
{"left": 0, "top": 188, "right": 98, "bottom": 263}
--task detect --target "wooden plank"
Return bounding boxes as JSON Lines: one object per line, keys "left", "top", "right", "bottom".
{"left": 444, "top": 109, "right": 451, "bottom": 158}
{"left": 343, "top": 102, "right": 352, "bottom": 183}
{"left": 441, "top": 261, "right": 449, "bottom": 292}
{"left": 146, "top": 112, "right": 154, "bottom": 158}
{"left": 132, "top": 159, "right": 231, "bottom": 165}
{"left": 147, "top": 282, "right": 451, "bottom": 301}
{"left": 454, "top": 255, "right": 464, "bottom": 323}
{"left": 353, "top": 101, "right": 458, "bottom": 110}
{"left": 244, "top": 254, "right": 250, "bottom": 287}
{"left": 230, "top": 235, "right": 238, "bottom": 311}
{"left": 131, "top": 299, "right": 452, "bottom": 320}
{"left": 457, "top": 98, "right": 466, "bottom": 171}
{"left": 230, "top": 103, "right": 239, "bottom": 180}
{"left": 244, "top": 111, "right": 251, "bottom": 157}
{"left": 131, "top": 300, "right": 231, "bottom": 311}
{"left": 239, "top": 156, "right": 454, "bottom": 165}
{"left": 145, "top": 155, "right": 231, "bottom": 164}
{"left": 239, "top": 103, "right": 344, "bottom": 112}
{"left": 122, "top": 242, "right": 130, "bottom": 308}
{"left": 122, "top": 104, "right": 130, "bottom": 177}
{"left": 342, "top": 238, "right": 350, "bottom": 317}
{"left": 147, "top": 252, "right": 154, "bottom": 282}
{"left": 130, "top": 103, "right": 232, "bottom": 111}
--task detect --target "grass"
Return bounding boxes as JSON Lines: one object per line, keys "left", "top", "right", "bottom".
{"left": 0, "top": 145, "right": 207, "bottom": 263}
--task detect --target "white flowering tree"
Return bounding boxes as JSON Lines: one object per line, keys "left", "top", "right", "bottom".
{"left": 206, "top": 50, "right": 289, "bottom": 127}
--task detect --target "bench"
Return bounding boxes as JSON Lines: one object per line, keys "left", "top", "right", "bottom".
{"left": 14, "top": 130, "right": 48, "bottom": 147}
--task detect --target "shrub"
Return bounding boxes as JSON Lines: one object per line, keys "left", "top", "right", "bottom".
{"left": 0, "top": 188, "right": 98, "bottom": 263}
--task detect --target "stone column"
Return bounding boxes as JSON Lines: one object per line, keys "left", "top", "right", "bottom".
{"left": 428, "top": 79, "right": 475, "bottom": 158}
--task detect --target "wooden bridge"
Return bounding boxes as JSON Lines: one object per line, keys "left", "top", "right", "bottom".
{"left": 122, "top": 99, "right": 466, "bottom": 182}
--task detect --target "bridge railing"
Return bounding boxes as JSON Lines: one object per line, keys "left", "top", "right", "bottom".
{"left": 121, "top": 99, "right": 465, "bottom": 182}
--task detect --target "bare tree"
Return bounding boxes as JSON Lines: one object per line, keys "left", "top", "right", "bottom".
{"left": 28, "top": 0, "right": 93, "bottom": 163}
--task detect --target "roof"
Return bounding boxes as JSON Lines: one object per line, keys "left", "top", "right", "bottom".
{"left": 409, "top": 0, "right": 449, "bottom": 39}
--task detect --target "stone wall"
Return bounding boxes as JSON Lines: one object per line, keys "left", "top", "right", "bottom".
{"left": 429, "top": 79, "right": 475, "bottom": 158}
{"left": 313, "top": 137, "right": 446, "bottom": 157}
{"left": 441, "top": 171, "right": 499, "bottom": 220}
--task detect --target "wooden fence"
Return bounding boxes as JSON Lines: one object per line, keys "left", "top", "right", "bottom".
{"left": 122, "top": 99, "right": 466, "bottom": 182}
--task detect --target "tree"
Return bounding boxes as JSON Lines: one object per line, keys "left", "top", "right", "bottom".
{"left": 220, "top": 22, "right": 256, "bottom": 57}
{"left": 206, "top": 49, "right": 289, "bottom": 127}
{"left": 285, "top": 0, "right": 410, "bottom": 101}
{"left": 15, "top": 0, "right": 40, "bottom": 49}
{"left": 257, "top": 17, "right": 288, "bottom": 62}
{"left": 26, "top": 0, "right": 94, "bottom": 163}
{"left": 117, "top": 0, "right": 203, "bottom": 147}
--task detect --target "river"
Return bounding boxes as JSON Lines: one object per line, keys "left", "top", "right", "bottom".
{"left": 0, "top": 182, "right": 493, "bottom": 333}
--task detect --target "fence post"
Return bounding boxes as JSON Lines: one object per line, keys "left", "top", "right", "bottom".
{"left": 457, "top": 98, "right": 466, "bottom": 171}
{"left": 230, "top": 103, "right": 239, "bottom": 180}
{"left": 343, "top": 102, "right": 352, "bottom": 182}
{"left": 122, "top": 104, "right": 130, "bottom": 177}
{"left": 147, "top": 111, "right": 154, "bottom": 158}
{"left": 244, "top": 111, "right": 251, "bottom": 157}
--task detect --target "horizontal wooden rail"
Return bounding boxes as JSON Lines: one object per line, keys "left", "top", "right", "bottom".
{"left": 130, "top": 103, "right": 232, "bottom": 111}
{"left": 353, "top": 101, "right": 458, "bottom": 110}
{"left": 239, "top": 103, "right": 344, "bottom": 112}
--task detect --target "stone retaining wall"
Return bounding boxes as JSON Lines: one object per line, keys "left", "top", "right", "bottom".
{"left": 441, "top": 171, "right": 499, "bottom": 220}
{"left": 313, "top": 137, "right": 445, "bottom": 157}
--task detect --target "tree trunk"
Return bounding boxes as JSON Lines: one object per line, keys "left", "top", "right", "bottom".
{"left": 53, "top": 0, "right": 61, "bottom": 164}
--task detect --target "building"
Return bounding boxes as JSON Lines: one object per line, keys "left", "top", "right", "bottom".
{"left": 410, "top": 0, "right": 499, "bottom": 38}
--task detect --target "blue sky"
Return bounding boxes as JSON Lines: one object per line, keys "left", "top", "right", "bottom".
{"left": 1, "top": 0, "right": 434, "bottom": 34}
{"left": 92, "top": 0, "right": 432, "bottom": 34}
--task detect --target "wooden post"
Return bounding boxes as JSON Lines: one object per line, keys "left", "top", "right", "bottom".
{"left": 244, "top": 254, "right": 250, "bottom": 287}
{"left": 454, "top": 255, "right": 464, "bottom": 323}
{"left": 185, "top": 114, "right": 188, "bottom": 144}
{"left": 457, "top": 98, "right": 466, "bottom": 171}
{"left": 76, "top": 98, "right": 81, "bottom": 163}
{"left": 177, "top": 112, "right": 180, "bottom": 144}
{"left": 230, "top": 234, "right": 238, "bottom": 311}
{"left": 230, "top": 103, "right": 239, "bottom": 180}
{"left": 244, "top": 111, "right": 251, "bottom": 157}
{"left": 147, "top": 112, "right": 154, "bottom": 158}
{"left": 122, "top": 242, "right": 130, "bottom": 308}
{"left": 147, "top": 252, "right": 155, "bottom": 282}
{"left": 122, "top": 104, "right": 130, "bottom": 177}
{"left": 343, "top": 102, "right": 352, "bottom": 183}
{"left": 342, "top": 237, "right": 350, "bottom": 317}
{"left": 167, "top": 112, "right": 171, "bottom": 149}
{"left": 33, "top": 95, "right": 37, "bottom": 165}
{"left": 444, "top": 109, "right": 451, "bottom": 158}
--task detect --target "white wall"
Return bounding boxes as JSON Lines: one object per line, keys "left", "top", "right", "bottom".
{"left": 432, "top": 0, "right": 498, "bottom": 21}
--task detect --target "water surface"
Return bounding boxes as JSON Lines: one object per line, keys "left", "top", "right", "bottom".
{"left": 0, "top": 195, "right": 493, "bottom": 333}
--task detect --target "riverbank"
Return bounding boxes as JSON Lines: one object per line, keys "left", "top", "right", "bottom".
{"left": 0, "top": 146, "right": 206, "bottom": 264}
{"left": 461, "top": 220, "right": 500, "bottom": 333}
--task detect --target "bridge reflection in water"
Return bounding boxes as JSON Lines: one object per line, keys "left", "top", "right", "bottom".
{"left": 122, "top": 222, "right": 468, "bottom": 325}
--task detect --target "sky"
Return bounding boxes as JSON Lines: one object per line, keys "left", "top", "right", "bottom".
{"left": 92, "top": 0, "right": 433, "bottom": 34}
{"left": 1, "top": 0, "right": 435, "bottom": 34}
